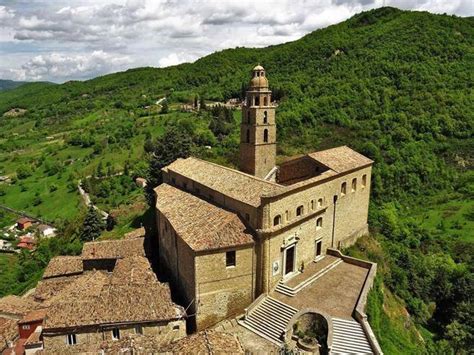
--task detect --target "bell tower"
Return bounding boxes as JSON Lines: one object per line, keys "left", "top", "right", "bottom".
{"left": 239, "top": 65, "right": 276, "bottom": 179}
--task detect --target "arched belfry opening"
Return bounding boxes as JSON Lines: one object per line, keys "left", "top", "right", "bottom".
{"left": 239, "top": 65, "right": 276, "bottom": 178}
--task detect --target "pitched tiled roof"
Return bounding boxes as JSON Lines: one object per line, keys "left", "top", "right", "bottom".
{"left": 0, "top": 317, "right": 18, "bottom": 348}
{"left": 155, "top": 184, "right": 254, "bottom": 252}
{"left": 164, "top": 157, "right": 282, "bottom": 207}
{"left": 42, "top": 256, "right": 83, "bottom": 279}
{"left": 18, "top": 309, "right": 47, "bottom": 324}
{"left": 163, "top": 330, "right": 244, "bottom": 353}
{"left": 0, "top": 295, "right": 39, "bottom": 317}
{"left": 44, "top": 256, "right": 184, "bottom": 329}
{"left": 34, "top": 276, "right": 81, "bottom": 303}
{"left": 124, "top": 227, "right": 146, "bottom": 239}
{"left": 81, "top": 237, "right": 145, "bottom": 260}
{"left": 308, "top": 146, "right": 373, "bottom": 173}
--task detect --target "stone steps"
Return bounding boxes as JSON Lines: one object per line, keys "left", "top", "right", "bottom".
{"left": 239, "top": 296, "right": 298, "bottom": 346}
{"left": 275, "top": 258, "right": 343, "bottom": 297}
{"left": 332, "top": 317, "right": 373, "bottom": 354}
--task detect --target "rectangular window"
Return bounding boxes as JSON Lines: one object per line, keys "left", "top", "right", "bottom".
{"left": 296, "top": 205, "right": 304, "bottom": 216}
{"left": 362, "top": 174, "right": 367, "bottom": 188}
{"left": 341, "top": 182, "right": 347, "bottom": 196}
{"left": 226, "top": 250, "right": 236, "bottom": 267}
{"left": 66, "top": 334, "right": 77, "bottom": 345}
{"left": 112, "top": 328, "right": 120, "bottom": 340}
{"left": 22, "top": 325, "right": 30, "bottom": 330}
{"left": 135, "top": 326, "right": 143, "bottom": 335}
{"left": 352, "top": 178, "right": 357, "bottom": 192}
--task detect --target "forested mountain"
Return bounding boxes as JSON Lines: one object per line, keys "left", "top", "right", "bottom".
{"left": 0, "top": 79, "right": 28, "bottom": 91}
{"left": 0, "top": 7, "right": 472, "bottom": 354}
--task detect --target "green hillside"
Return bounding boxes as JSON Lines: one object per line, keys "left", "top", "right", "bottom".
{"left": 0, "top": 7, "right": 472, "bottom": 353}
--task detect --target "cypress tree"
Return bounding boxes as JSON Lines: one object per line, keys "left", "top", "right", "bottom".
{"left": 80, "top": 205, "right": 104, "bottom": 242}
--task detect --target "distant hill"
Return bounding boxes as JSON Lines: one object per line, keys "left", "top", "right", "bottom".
{"left": 0, "top": 79, "right": 27, "bottom": 91}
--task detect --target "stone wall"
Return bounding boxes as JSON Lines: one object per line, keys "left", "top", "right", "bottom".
{"left": 259, "top": 165, "right": 372, "bottom": 292}
{"left": 194, "top": 246, "right": 255, "bottom": 330}
{"left": 43, "top": 320, "right": 186, "bottom": 351}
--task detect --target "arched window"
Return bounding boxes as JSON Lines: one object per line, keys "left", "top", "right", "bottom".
{"left": 247, "top": 111, "right": 250, "bottom": 123}
{"left": 341, "top": 182, "right": 347, "bottom": 196}
{"left": 362, "top": 174, "right": 367, "bottom": 188}
{"left": 316, "top": 217, "right": 323, "bottom": 229}
{"left": 296, "top": 205, "right": 304, "bottom": 216}
{"left": 263, "top": 96, "right": 268, "bottom": 106}
{"left": 317, "top": 198, "right": 323, "bottom": 208}
{"left": 263, "top": 111, "right": 268, "bottom": 124}
{"left": 254, "top": 96, "right": 260, "bottom": 106}
{"left": 263, "top": 129, "right": 269, "bottom": 143}
{"left": 273, "top": 215, "right": 281, "bottom": 226}
{"left": 311, "top": 200, "right": 315, "bottom": 210}
{"left": 285, "top": 210, "right": 289, "bottom": 221}
{"left": 352, "top": 178, "right": 357, "bottom": 192}
{"left": 246, "top": 129, "right": 250, "bottom": 143}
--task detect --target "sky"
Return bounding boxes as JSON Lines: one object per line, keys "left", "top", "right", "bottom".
{"left": 0, "top": 0, "right": 472, "bottom": 83}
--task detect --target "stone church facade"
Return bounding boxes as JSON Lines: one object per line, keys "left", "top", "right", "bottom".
{"left": 155, "top": 65, "right": 373, "bottom": 330}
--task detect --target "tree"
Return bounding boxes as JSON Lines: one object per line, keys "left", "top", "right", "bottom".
{"left": 160, "top": 100, "right": 169, "bottom": 114}
{"left": 80, "top": 205, "right": 104, "bottom": 242}
{"left": 145, "top": 126, "right": 193, "bottom": 206}
{"left": 199, "top": 96, "right": 206, "bottom": 111}
{"left": 194, "top": 95, "right": 199, "bottom": 109}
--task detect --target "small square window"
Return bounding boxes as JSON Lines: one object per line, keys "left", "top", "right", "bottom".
{"left": 112, "top": 328, "right": 120, "bottom": 340}
{"left": 226, "top": 250, "right": 236, "bottom": 267}
{"left": 173, "top": 325, "right": 180, "bottom": 331}
{"left": 22, "top": 325, "right": 30, "bottom": 330}
{"left": 67, "top": 334, "right": 77, "bottom": 345}
{"left": 135, "top": 326, "right": 143, "bottom": 335}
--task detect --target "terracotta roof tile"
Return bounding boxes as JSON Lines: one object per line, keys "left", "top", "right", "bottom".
{"left": 0, "top": 317, "right": 18, "bottom": 347}
{"left": 44, "top": 257, "right": 184, "bottom": 329}
{"left": 308, "top": 146, "right": 373, "bottom": 173}
{"left": 42, "top": 256, "right": 83, "bottom": 279}
{"left": 164, "top": 330, "right": 244, "bottom": 354}
{"left": 18, "top": 309, "right": 47, "bottom": 324}
{"left": 34, "top": 275, "right": 81, "bottom": 303}
{"left": 0, "top": 295, "right": 39, "bottom": 317}
{"left": 81, "top": 237, "right": 145, "bottom": 260}
{"left": 165, "top": 157, "right": 282, "bottom": 207}
{"left": 155, "top": 184, "right": 254, "bottom": 251}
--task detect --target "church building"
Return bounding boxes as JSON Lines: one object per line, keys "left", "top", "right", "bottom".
{"left": 155, "top": 65, "right": 373, "bottom": 331}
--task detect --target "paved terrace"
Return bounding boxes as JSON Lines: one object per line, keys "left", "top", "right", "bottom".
{"left": 271, "top": 258, "right": 369, "bottom": 319}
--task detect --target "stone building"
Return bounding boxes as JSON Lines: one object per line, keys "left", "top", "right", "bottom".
{"left": 155, "top": 65, "right": 373, "bottom": 331}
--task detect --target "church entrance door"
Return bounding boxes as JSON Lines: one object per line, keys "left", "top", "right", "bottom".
{"left": 285, "top": 245, "right": 295, "bottom": 275}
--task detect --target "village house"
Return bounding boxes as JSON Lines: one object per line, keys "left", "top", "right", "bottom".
{"left": 155, "top": 65, "right": 373, "bottom": 333}
{"left": 36, "top": 225, "right": 55, "bottom": 238}
{"left": 1, "top": 228, "right": 187, "bottom": 354}
{"left": 16, "top": 218, "right": 33, "bottom": 231}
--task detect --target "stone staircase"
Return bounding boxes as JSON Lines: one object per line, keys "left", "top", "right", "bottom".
{"left": 332, "top": 317, "right": 374, "bottom": 354}
{"left": 239, "top": 296, "right": 298, "bottom": 345}
{"left": 276, "top": 258, "right": 343, "bottom": 297}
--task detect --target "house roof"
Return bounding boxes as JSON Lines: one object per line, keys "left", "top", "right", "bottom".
{"left": 18, "top": 309, "right": 47, "bottom": 324}
{"left": 81, "top": 237, "right": 145, "bottom": 260}
{"left": 163, "top": 330, "right": 244, "bottom": 354}
{"left": 0, "top": 295, "right": 39, "bottom": 317}
{"left": 43, "top": 256, "right": 184, "bottom": 330}
{"left": 308, "top": 146, "right": 373, "bottom": 173}
{"left": 17, "top": 217, "right": 33, "bottom": 224}
{"left": 155, "top": 184, "right": 254, "bottom": 252}
{"left": 42, "top": 256, "right": 83, "bottom": 279}
{"left": 123, "top": 227, "right": 146, "bottom": 239}
{"left": 164, "top": 157, "right": 282, "bottom": 207}
{"left": 34, "top": 276, "right": 81, "bottom": 303}
{"left": 0, "top": 317, "right": 18, "bottom": 348}
{"left": 37, "top": 224, "right": 53, "bottom": 232}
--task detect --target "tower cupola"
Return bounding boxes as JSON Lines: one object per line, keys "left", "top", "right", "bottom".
{"left": 249, "top": 65, "right": 269, "bottom": 90}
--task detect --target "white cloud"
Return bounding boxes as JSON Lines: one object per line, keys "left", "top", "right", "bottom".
{"left": 0, "top": 0, "right": 472, "bottom": 82}
{"left": 5, "top": 50, "right": 132, "bottom": 81}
